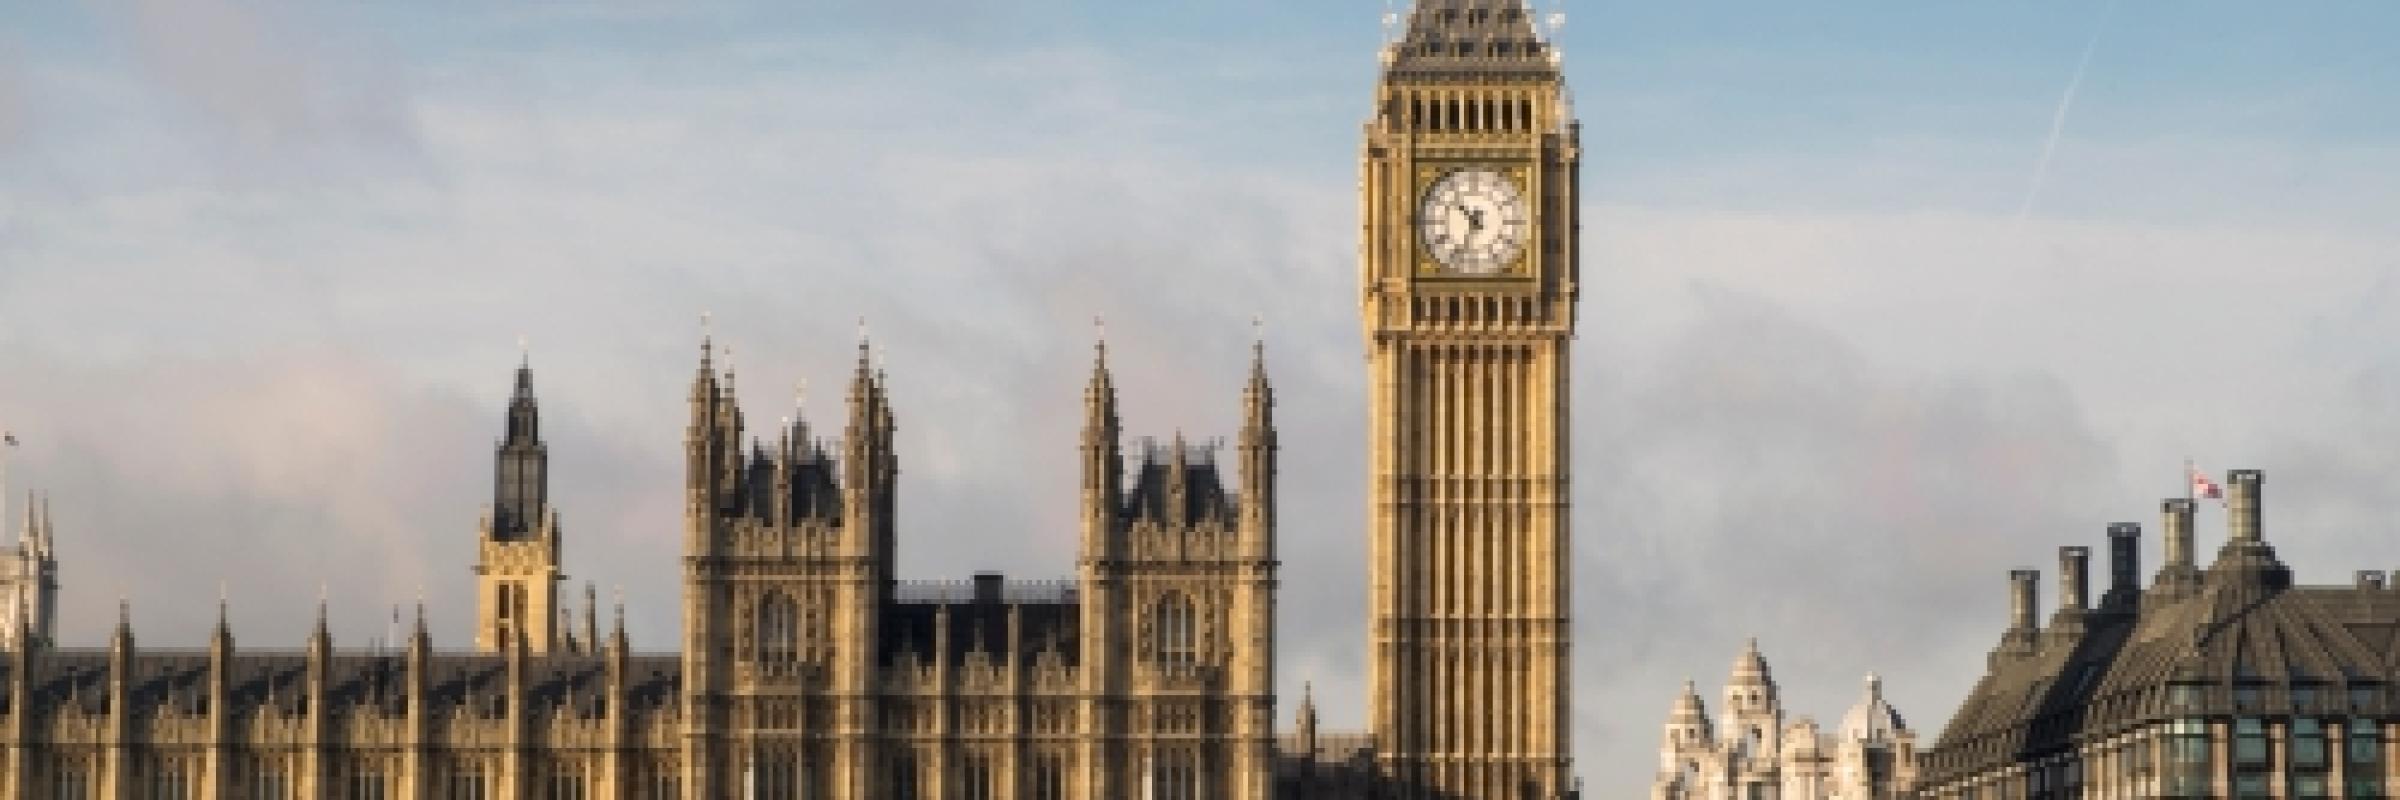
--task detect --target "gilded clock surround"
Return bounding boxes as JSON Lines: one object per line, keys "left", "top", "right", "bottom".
{"left": 1414, "top": 163, "right": 1539, "bottom": 280}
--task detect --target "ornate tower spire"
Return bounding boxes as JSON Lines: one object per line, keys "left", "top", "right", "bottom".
{"left": 478, "top": 350, "right": 565, "bottom": 655}
{"left": 493, "top": 354, "right": 549, "bottom": 540}
{"left": 1363, "top": 2, "right": 1580, "bottom": 794}
{"left": 1238, "top": 329, "right": 1276, "bottom": 554}
{"left": 1081, "top": 328, "right": 1123, "bottom": 541}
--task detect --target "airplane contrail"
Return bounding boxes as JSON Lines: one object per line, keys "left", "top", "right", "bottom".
{"left": 2017, "top": 2, "right": 2119, "bottom": 225}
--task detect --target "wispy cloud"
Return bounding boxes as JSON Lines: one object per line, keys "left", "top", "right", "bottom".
{"left": 2016, "top": 1, "right": 2118, "bottom": 226}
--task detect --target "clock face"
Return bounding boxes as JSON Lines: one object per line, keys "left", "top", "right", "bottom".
{"left": 1419, "top": 168, "right": 1530, "bottom": 275}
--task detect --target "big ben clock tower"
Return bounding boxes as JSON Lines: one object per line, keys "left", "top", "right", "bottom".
{"left": 1361, "top": 1, "right": 1579, "bottom": 798}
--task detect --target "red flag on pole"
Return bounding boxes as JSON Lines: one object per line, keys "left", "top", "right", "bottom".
{"left": 2189, "top": 462, "right": 2223, "bottom": 502}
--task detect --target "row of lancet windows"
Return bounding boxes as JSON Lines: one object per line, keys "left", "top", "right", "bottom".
{"left": 29, "top": 761, "right": 603, "bottom": 800}
{"left": 1415, "top": 295, "right": 1544, "bottom": 326}
{"left": 1395, "top": 92, "right": 1540, "bottom": 134}
{"left": 883, "top": 751, "right": 1066, "bottom": 800}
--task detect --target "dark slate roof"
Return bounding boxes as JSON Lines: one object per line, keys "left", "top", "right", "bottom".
{"left": 1122, "top": 441, "right": 1236, "bottom": 528}
{"left": 1389, "top": 0, "right": 1557, "bottom": 77}
{"left": 880, "top": 588, "right": 1081, "bottom": 671}
{"left": 1925, "top": 541, "right": 2400, "bottom": 783}
{"left": 12, "top": 649, "right": 686, "bottom": 721}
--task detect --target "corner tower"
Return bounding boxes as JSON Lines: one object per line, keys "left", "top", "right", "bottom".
{"left": 1361, "top": 1, "right": 1579, "bottom": 797}
{"left": 475, "top": 356, "right": 564, "bottom": 653}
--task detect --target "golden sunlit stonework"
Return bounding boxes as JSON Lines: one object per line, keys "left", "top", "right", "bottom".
{"left": 0, "top": 2, "right": 1582, "bottom": 798}
{"left": 1352, "top": 0, "right": 1582, "bottom": 797}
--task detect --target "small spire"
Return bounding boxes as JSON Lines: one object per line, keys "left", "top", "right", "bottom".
{"left": 611, "top": 585, "right": 626, "bottom": 645}
{"left": 312, "top": 587, "right": 330, "bottom": 643}
{"left": 699, "top": 311, "right": 715, "bottom": 367}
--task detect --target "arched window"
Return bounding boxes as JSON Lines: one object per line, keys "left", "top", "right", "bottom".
{"left": 757, "top": 593, "right": 798, "bottom": 667}
{"left": 1031, "top": 754, "right": 1066, "bottom": 800}
{"left": 1150, "top": 749, "right": 1199, "bottom": 800}
{"left": 889, "top": 751, "right": 920, "bottom": 800}
{"left": 1151, "top": 593, "right": 1196, "bottom": 669}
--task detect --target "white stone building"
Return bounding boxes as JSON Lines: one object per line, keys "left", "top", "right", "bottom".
{"left": 1653, "top": 640, "right": 1918, "bottom": 799}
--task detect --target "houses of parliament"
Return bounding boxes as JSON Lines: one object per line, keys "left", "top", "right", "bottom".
{"left": 0, "top": 2, "right": 1583, "bottom": 798}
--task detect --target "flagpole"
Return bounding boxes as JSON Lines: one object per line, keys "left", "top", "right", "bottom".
{"left": 0, "top": 429, "right": 12, "bottom": 544}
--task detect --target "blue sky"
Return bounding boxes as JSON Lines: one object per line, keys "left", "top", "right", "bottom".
{"left": 3, "top": 1, "right": 2398, "bottom": 791}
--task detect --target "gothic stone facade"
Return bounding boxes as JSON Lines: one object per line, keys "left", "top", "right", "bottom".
{"left": 0, "top": 337, "right": 1279, "bottom": 800}
{"left": 0, "top": 1, "right": 1590, "bottom": 797}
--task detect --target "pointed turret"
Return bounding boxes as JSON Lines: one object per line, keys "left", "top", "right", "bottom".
{"left": 1238, "top": 335, "right": 1277, "bottom": 560}
{"left": 1665, "top": 679, "right": 1713, "bottom": 743}
{"left": 582, "top": 582, "right": 599, "bottom": 652}
{"left": 14, "top": 491, "right": 30, "bottom": 549}
{"left": 308, "top": 597, "right": 331, "bottom": 658}
{"left": 1721, "top": 638, "right": 1783, "bottom": 762}
{"left": 842, "top": 332, "right": 898, "bottom": 548}
{"left": 1082, "top": 335, "right": 1123, "bottom": 558}
{"left": 610, "top": 594, "right": 627, "bottom": 654}
{"left": 688, "top": 322, "right": 729, "bottom": 513}
{"left": 211, "top": 596, "right": 233, "bottom": 652}
{"left": 110, "top": 598, "right": 132, "bottom": 654}
{"left": 1296, "top": 682, "right": 1320, "bottom": 752}
{"left": 34, "top": 492, "right": 51, "bottom": 557}
{"left": 410, "top": 602, "right": 430, "bottom": 655}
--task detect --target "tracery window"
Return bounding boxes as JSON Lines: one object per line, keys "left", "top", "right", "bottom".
{"left": 1031, "top": 753, "right": 1066, "bottom": 800}
{"left": 51, "top": 761, "right": 90, "bottom": 800}
{"left": 446, "top": 761, "right": 489, "bottom": 800}
{"left": 756, "top": 592, "right": 799, "bottom": 668}
{"left": 242, "top": 753, "right": 293, "bottom": 800}
{"left": 960, "top": 752, "right": 996, "bottom": 800}
{"left": 146, "top": 759, "right": 191, "bottom": 800}
{"left": 1150, "top": 592, "right": 1196, "bottom": 669}
{"left": 1149, "top": 748, "right": 1200, "bottom": 800}
{"left": 346, "top": 765, "right": 389, "bottom": 800}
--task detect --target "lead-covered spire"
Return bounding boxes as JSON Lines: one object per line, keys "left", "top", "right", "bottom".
{"left": 1389, "top": 0, "right": 1554, "bottom": 74}
{"left": 493, "top": 354, "right": 550, "bottom": 540}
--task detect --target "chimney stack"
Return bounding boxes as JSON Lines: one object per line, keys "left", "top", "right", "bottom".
{"left": 2155, "top": 498, "right": 2200, "bottom": 594}
{"left": 2009, "top": 569, "right": 2041, "bottom": 631}
{"left": 2000, "top": 569, "right": 2042, "bottom": 659}
{"left": 2105, "top": 523, "right": 2140, "bottom": 604}
{"left": 2161, "top": 498, "right": 2194, "bottom": 567}
{"left": 2059, "top": 547, "right": 2090, "bottom": 612}
{"left": 2228, "top": 470, "right": 2263, "bottom": 543}
{"left": 2210, "top": 469, "right": 2289, "bottom": 590}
